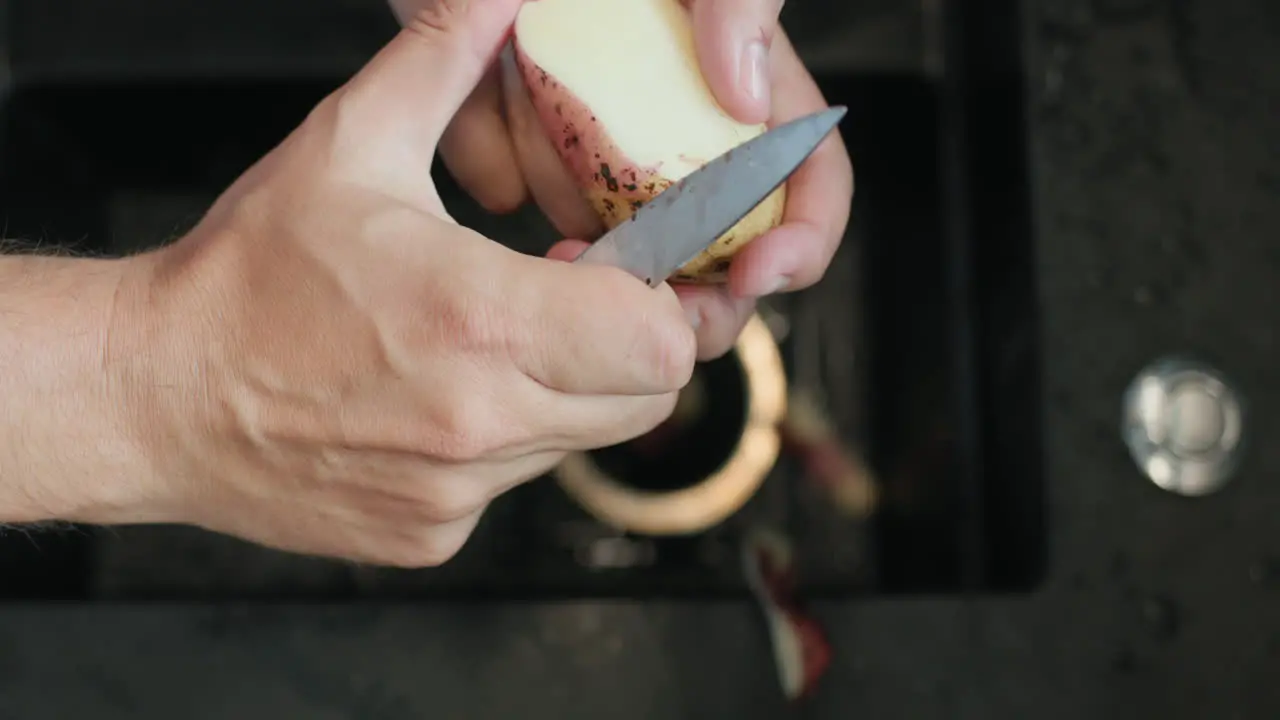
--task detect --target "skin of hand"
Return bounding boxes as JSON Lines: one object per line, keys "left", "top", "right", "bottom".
{"left": 0, "top": 0, "right": 696, "bottom": 567}
{"left": 389, "top": 0, "right": 856, "bottom": 361}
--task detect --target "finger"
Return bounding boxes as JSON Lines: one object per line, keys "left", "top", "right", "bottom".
{"left": 342, "top": 0, "right": 526, "bottom": 157}
{"left": 513, "top": 385, "right": 681, "bottom": 454}
{"left": 387, "top": 0, "right": 525, "bottom": 210}
{"left": 438, "top": 64, "right": 530, "bottom": 213}
{"left": 509, "top": 250, "right": 698, "bottom": 397}
{"left": 421, "top": 449, "right": 565, "bottom": 509}
{"left": 687, "top": 0, "right": 784, "bottom": 125}
{"left": 549, "top": 240, "right": 751, "bottom": 361}
{"left": 673, "top": 284, "right": 758, "bottom": 361}
{"left": 500, "top": 49, "right": 606, "bottom": 239}
{"left": 477, "top": 450, "right": 565, "bottom": 496}
{"left": 728, "top": 32, "right": 854, "bottom": 298}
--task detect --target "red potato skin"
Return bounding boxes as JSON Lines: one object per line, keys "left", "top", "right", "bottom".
{"left": 513, "top": 41, "right": 784, "bottom": 283}
{"left": 513, "top": 43, "right": 673, "bottom": 226}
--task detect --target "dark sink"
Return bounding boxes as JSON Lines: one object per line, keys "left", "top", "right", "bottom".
{"left": 0, "top": 2, "right": 1042, "bottom": 601}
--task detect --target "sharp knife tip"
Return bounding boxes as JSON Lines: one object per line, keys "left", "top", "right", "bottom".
{"left": 806, "top": 106, "right": 848, "bottom": 138}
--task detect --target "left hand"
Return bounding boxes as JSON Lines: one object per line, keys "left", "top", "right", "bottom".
{"left": 389, "top": 0, "right": 855, "bottom": 360}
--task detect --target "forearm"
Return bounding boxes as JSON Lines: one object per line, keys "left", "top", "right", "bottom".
{"left": 0, "top": 252, "right": 153, "bottom": 524}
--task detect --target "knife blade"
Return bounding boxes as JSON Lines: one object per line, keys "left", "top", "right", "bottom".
{"left": 573, "top": 106, "right": 848, "bottom": 287}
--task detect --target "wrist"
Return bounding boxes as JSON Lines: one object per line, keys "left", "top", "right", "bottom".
{"left": 0, "top": 252, "right": 169, "bottom": 524}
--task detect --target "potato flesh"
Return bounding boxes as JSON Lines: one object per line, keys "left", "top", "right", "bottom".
{"left": 513, "top": 0, "right": 786, "bottom": 282}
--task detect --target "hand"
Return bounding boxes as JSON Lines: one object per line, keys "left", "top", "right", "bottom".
{"left": 101, "top": 0, "right": 695, "bottom": 567}
{"left": 390, "top": 0, "right": 855, "bottom": 360}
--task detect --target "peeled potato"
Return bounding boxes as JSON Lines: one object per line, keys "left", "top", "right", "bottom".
{"left": 512, "top": 0, "right": 786, "bottom": 283}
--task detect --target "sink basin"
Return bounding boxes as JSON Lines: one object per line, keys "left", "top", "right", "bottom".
{"left": 0, "top": 4, "right": 1042, "bottom": 601}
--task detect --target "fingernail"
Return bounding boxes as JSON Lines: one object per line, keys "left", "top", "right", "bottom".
{"left": 685, "top": 306, "right": 703, "bottom": 330}
{"left": 741, "top": 40, "right": 770, "bottom": 107}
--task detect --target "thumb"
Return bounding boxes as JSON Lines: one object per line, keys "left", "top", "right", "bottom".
{"left": 689, "top": 0, "right": 783, "bottom": 125}
{"left": 343, "top": 0, "right": 526, "bottom": 153}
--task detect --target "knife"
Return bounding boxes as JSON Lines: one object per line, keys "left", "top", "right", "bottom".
{"left": 573, "top": 106, "right": 848, "bottom": 287}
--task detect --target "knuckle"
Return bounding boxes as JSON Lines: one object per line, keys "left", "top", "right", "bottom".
{"left": 401, "top": 0, "right": 492, "bottom": 73}
{"left": 790, "top": 264, "right": 827, "bottom": 292}
{"left": 793, "top": 229, "right": 846, "bottom": 291}
{"left": 433, "top": 284, "right": 509, "bottom": 355}
{"left": 405, "top": 0, "right": 470, "bottom": 37}
{"left": 423, "top": 399, "right": 500, "bottom": 463}
{"left": 413, "top": 282, "right": 523, "bottom": 462}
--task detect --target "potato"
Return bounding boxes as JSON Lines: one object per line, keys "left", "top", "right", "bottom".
{"left": 512, "top": 0, "right": 786, "bottom": 283}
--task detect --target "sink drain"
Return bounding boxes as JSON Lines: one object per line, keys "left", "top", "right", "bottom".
{"left": 1122, "top": 357, "right": 1245, "bottom": 497}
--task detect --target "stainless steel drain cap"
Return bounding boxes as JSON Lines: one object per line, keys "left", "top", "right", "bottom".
{"left": 1122, "top": 358, "right": 1245, "bottom": 497}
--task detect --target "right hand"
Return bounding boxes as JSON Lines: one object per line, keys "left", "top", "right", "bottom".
{"left": 102, "top": 0, "right": 696, "bottom": 567}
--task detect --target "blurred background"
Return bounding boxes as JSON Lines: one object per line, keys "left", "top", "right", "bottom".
{"left": 1, "top": 0, "right": 1278, "bottom": 717}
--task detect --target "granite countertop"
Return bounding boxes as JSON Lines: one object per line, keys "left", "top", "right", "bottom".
{"left": 4, "top": 0, "right": 1280, "bottom": 717}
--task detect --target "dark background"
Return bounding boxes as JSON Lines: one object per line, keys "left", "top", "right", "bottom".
{"left": 2, "top": 0, "right": 1279, "bottom": 717}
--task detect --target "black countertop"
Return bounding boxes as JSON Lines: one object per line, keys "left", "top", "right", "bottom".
{"left": 4, "top": 0, "right": 1280, "bottom": 717}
